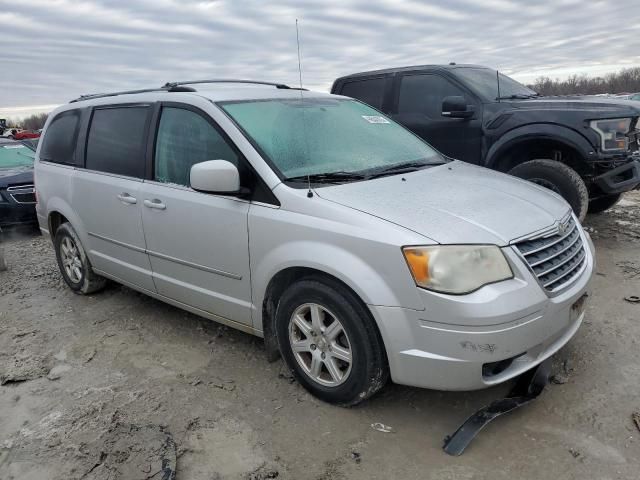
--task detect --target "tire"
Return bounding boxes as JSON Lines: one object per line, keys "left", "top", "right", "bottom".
{"left": 508, "top": 159, "right": 589, "bottom": 222}
{"left": 275, "top": 277, "right": 388, "bottom": 406}
{"left": 588, "top": 193, "right": 622, "bottom": 214}
{"left": 54, "top": 222, "right": 107, "bottom": 294}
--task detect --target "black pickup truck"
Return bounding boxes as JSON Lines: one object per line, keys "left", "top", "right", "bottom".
{"left": 331, "top": 64, "right": 640, "bottom": 220}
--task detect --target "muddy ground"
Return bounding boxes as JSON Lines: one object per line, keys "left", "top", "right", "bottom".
{"left": 1, "top": 192, "right": 639, "bottom": 480}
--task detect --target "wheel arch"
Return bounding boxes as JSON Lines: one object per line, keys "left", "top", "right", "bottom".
{"left": 486, "top": 124, "right": 594, "bottom": 175}
{"left": 260, "top": 265, "right": 392, "bottom": 363}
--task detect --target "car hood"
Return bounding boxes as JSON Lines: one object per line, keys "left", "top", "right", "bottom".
{"left": 315, "top": 161, "right": 570, "bottom": 245}
{"left": 508, "top": 96, "right": 640, "bottom": 117}
{"left": 0, "top": 167, "right": 33, "bottom": 187}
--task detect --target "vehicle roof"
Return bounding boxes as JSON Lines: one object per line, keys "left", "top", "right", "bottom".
{"left": 334, "top": 64, "right": 491, "bottom": 82}
{"left": 64, "top": 86, "right": 339, "bottom": 109}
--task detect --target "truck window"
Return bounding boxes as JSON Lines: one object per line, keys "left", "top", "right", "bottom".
{"left": 39, "top": 110, "right": 81, "bottom": 165}
{"left": 85, "top": 106, "right": 148, "bottom": 178}
{"left": 398, "top": 74, "right": 467, "bottom": 118}
{"left": 154, "top": 107, "right": 239, "bottom": 187}
{"left": 340, "top": 78, "right": 386, "bottom": 110}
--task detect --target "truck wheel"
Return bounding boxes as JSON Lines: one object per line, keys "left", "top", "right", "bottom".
{"left": 588, "top": 193, "right": 622, "bottom": 214}
{"left": 275, "top": 277, "right": 388, "bottom": 406}
{"left": 508, "top": 159, "right": 589, "bottom": 221}
{"left": 54, "top": 222, "right": 107, "bottom": 294}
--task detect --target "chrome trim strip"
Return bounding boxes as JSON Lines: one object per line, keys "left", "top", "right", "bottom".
{"left": 520, "top": 221, "right": 577, "bottom": 256}
{"left": 535, "top": 244, "right": 584, "bottom": 277}
{"left": 147, "top": 249, "right": 242, "bottom": 280}
{"left": 510, "top": 211, "right": 572, "bottom": 244}
{"left": 87, "top": 231, "right": 242, "bottom": 280}
{"left": 528, "top": 231, "right": 581, "bottom": 267}
{"left": 544, "top": 251, "right": 587, "bottom": 289}
{"left": 87, "top": 231, "right": 146, "bottom": 253}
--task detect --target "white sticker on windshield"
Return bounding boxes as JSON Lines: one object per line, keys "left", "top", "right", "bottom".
{"left": 1, "top": 145, "right": 23, "bottom": 149}
{"left": 362, "top": 115, "right": 389, "bottom": 124}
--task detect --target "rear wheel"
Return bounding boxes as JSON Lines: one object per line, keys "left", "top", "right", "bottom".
{"left": 275, "top": 278, "right": 388, "bottom": 406}
{"left": 588, "top": 193, "right": 622, "bottom": 214}
{"left": 54, "top": 223, "right": 107, "bottom": 294}
{"left": 508, "top": 159, "right": 589, "bottom": 222}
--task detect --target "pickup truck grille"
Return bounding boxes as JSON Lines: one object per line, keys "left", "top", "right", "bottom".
{"left": 513, "top": 216, "right": 586, "bottom": 293}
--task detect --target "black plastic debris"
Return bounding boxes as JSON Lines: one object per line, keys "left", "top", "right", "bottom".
{"left": 443, "top": 358, "right": 551, "bottom": 456}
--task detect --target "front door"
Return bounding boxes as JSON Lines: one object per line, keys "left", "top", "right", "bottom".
{"left": 390, "top": 73, "right": 483, "bottom": 164}
{"left": 139, "top": 104, "right": 252, "bottom": 325}
{"left": 73, "top": 105, "right": 155, "bottom": 291}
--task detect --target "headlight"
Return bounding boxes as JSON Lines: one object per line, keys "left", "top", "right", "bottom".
{"left": 590, "top": 118, "right": 632, "bottom": 151}
{"left": 402, "top": 245, "right": 513, "bottom": 294}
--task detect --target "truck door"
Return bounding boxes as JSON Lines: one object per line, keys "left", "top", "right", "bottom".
{"left": 390, "top": 73, "right": 483, "bottom": 164}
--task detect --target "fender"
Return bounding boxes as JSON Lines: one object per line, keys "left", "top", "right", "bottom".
{"left": 251, "top": 240, "right": 425, "bottom": 332}
{"left": 485, "top": 123, "right": 595, "bottom": 170}
{"left": 45, "top": 196, "right": 88, "bottom": 251}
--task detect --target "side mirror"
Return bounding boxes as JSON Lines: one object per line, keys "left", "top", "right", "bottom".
{"left": 190, "top": 160, "right": 244, "bottom": 195}
{"left": 442, "top": 96, "right": 474, "bottom": 119}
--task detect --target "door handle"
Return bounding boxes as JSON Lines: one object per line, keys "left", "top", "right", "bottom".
{"left": 143, "top": 199, "right": 166, "bottom": 210}
{"left": 117, "top": 193, "right": 137, "bottom": 205}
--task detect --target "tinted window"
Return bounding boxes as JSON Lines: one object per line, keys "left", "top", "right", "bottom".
{"left": 454, "top": 68, "right": 537, "bottom": 100}
{"left": 398, "top": 74, "right": 469, "bottom": 118}
{"left": 340, "top": 78, "right": 386, "bottom": 109}
{"left": 40, "top": 110, "right": 80, "bottom": 164}
{"left": 154, "top": 107, "right": 239, "bottom": 186}
{"left": 86, "top": 107, "right": 148, "bottom": 177}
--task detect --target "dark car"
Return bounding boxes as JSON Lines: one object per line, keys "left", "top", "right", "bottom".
{"left": 331, "top": 64, "right": 640, "bottom": 219}
{"left": 0, "top": 138, "right": 37, "bottom": 227}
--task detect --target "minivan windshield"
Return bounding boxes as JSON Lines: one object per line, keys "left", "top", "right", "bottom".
{"left": 0, "top": 143, "right": 35, "bottom": 170}
{"left": 220, "top": 97, "right": 443, "bottom": 182}
{"left": 455, "top": 68, "right": 538, "bottom": 100}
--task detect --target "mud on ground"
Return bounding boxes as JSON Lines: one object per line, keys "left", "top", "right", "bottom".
{"left": 1, "top": 192, "right": 639, "bottom": 479}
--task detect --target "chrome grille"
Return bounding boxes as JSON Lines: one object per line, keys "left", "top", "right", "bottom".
{"left": 513, "top": 216, "right": 586, "bottom": 293}
{"left": 7, "top": 184, "right": 36, "bottom": 204}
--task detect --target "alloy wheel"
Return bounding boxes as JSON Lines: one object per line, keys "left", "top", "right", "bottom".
{"left": 288, "top": 303, "right": 353, "bottom": 387}
{"left": 60, "top": 236, "right": 82, "bottom": 283}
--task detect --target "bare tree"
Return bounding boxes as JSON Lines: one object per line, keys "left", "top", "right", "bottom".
{"left": 19, "top": 113, "right": 49, "bottom": 131}
{"left": 528, "top": 67, "right": 640, "bottom": 96}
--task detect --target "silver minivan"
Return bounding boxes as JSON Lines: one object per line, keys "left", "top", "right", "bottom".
{"left": 35, "top": 80, "right": 594, "bottom": 405}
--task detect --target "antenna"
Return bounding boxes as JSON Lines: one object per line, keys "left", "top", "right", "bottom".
{"left": 496, "top": 69, "right": 501, "bottom": 102}
{"left": 295, "top": 19, "right": 303, "bottom": 89}
{"left": 296, "top": 18, "right": 313, "bottom": 198}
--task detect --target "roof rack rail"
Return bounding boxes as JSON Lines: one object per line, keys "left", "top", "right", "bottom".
{"left": 162, "top": 79, "right": 306, "bottom": 90}
{"left": 69, "top": 87, "right": 170, "bottom": 103}
{"left": 70, "top": 79, "right": 306, "bottom": 103}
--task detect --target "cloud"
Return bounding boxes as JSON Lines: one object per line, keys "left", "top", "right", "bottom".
{"left": 1, "top": 0, "right": 638, "bottom": 117}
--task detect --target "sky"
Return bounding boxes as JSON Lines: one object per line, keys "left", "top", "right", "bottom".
{"left": 1, "top": 0, "right": 639, "bottom": 119}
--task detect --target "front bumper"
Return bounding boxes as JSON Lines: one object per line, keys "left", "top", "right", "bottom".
{"left": 593, "top": 157, "right": 640, "bottom": 194}
{"left": 369, "top": 233, "right": 595, "bottom": 391}
{"left": 0, "top": 201, "right": 37, "bottom": 227}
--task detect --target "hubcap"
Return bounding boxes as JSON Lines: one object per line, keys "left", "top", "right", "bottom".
{"left": 60, "top": 236, "right": 82, "bottom": 283}
{"left": 288, "top": 303, "right": 353, "bottom": 387}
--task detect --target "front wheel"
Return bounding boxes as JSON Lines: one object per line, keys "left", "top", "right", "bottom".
{"left": 508, "top": 159, "right": 589, "bottom": 222}
{"left": 588, "top": 193, "right": 622, "bottom": 214}
{"left": 275, "top": 278, "right": 388, "bottom": 406}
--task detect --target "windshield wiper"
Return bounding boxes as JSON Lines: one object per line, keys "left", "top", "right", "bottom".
{"left": 366, "top": 160, "right": 440, "bottom": 179}
{"left": 285, "top": 171, "right": 367, "bottom": 184}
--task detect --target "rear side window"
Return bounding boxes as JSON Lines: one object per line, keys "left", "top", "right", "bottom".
{"left": 39, "top": 110, "right": 81, "bottom": 165}
{"left": 340, "top": 78, "right": 386, "bottom": 110}
{"left": 398, "top": 74, "right": 468, "bottom": 118}
{"left": 154, "top": 107, "right": 239, "bottom": 186}
{"left": 86, "top": 106, "right": 148, "bottom": 177}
